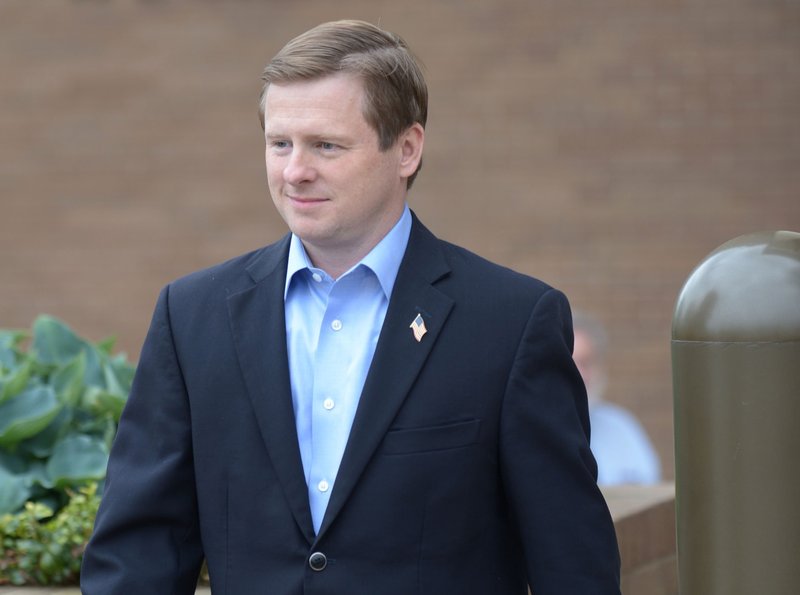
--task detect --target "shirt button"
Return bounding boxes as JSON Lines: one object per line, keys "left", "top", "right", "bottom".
{"left": 323, "top": 398, "right": 335, "bottom": 410}
{"left": 309, "top": 551, "right": 327, "bottom": 571}
{"left": 318, "top": 480, "right": 329, "bottom": 492}
{"left": 331, "top": 319, "right": 342, "bottom": 331}
{"left": 311, "top": 272, "right": 323, "bottom": 283}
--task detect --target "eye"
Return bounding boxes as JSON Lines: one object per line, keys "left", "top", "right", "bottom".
{"left": 318, "top": 141, "right": 338, "bottom": 151}
{"left": 272, "top": 140, "right": 290, "bottom": 150}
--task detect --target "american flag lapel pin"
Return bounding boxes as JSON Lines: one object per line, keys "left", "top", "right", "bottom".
{"left": 410, "top": 313, "right": 427, "bottom": 342}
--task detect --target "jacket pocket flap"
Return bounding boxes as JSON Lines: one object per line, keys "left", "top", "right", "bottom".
{"left": 381, "top": 419, "right": 482, "bottom": 455}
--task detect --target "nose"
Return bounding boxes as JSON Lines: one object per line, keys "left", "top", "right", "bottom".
{"left": 283, "top": 147, "right": 316, "bottom": 185}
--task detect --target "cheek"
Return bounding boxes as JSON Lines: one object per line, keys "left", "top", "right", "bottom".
{"left": 265, "top": 173, "right": 285, "bottom": 208}
{"left": 264, "top": 159, "right": 283, "bottom": 187}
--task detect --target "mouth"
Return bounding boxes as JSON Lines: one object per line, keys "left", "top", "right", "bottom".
{"left": 288, "top": 195, "right": 328, "bottom": 205}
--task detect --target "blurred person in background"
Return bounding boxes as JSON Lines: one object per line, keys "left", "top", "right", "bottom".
{"left": 572, "top": 311, "right": 661, "bottom": 485}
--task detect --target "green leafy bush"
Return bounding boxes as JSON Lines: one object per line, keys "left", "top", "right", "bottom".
{"left": 0, "top": 316, "right": 134, "bottom": 516}
{"left": 0, "top": 317, "right": 134, "bottom": 585}
{"left": 0, "top": 483, "right": 100, "bottom": 586}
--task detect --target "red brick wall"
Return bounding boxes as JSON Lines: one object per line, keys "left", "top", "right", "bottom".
{"left": 2, "top": 0, "right": 799, "bottom": 478}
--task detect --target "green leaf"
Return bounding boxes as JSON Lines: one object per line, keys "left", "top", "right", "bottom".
{"left": 27, "top": 461, "right": 51, "bottom": 489}
{"left": 31, "top": 316, "right": 108, "bottom": 393}
{"left": 83, "top": 385, "right": 127, "bottom": 421}
{"left": 17, "top": 408, "right": 73, "bottom": 459}
{"left": 0, "top": 386, "right": 62, "bottom": 447}
{"left": 0, "top": 356, "right": 34, "bottom": 403}
{"left": 51, "top": 351, "right": 86, "bottom": 406}
{"left": 96, "top": 336, "right": 116, "bottom": 355}
{"left": 110, "top": 353, "right": 135, "bottom": 392}
{"left": 102, "top": 359, "right": 125, "bottom": 397}
{"left": 82, "top": 343, "right": 105, "bottom": 389}
{"left": 31, "top": 316, "right": 85, "bottom": 367}
{"left": 0, "top": 329, "right": 26, "bottom": 348}
{"left": 0, "top": 465, "right": 32, "bottom": 515}
{"left": 0, "top": 329, "right": 26, "bottom": 367}
{"left": 45, "top": 434, "right": 109, "bottom": 488}
{"left": 77, "top": 357, "right": 132, "bottom": 422}
{"left": 0, "top": 450, "right": 28, "bottom": 474}
{"left": 27, "top": 500, "right": 54, "bottom": 522}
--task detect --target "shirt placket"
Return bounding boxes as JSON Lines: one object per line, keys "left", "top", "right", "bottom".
{"left": 307, "top": 280, "right": 354, "bottom": 531}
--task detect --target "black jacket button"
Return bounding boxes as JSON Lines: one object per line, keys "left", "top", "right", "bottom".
{"left": 308, "top": 551, "right": 327, "bottom": 571}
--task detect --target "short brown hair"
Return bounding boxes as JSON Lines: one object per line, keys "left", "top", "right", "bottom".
{"left": 258, "top": 20, "right": 428, "bottom": 187}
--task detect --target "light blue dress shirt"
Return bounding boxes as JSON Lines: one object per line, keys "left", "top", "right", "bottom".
{"left": 284, "top": 206, "right": 411, "bottom": 533}
{"left": 589, "top": 400, "right": 661, "bottom": 486}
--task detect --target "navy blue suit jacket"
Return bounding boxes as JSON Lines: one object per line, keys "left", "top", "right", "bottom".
{"left": 81, "top": 215, "right": 620, "bottom": 594}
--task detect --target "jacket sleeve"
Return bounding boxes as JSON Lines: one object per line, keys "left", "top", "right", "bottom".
{"left": 81, "top": 285, "right": 204, "bottom": 594}
{"left": 499, "top": 288, "right": 621, "bottom": 594}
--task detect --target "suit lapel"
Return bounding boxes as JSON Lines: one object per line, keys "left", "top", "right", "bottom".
{"left": 226, "top": 236, "right": 316, "bottom": 544}
{"left": 317, "top": 217, "right": 454, "bottom": 539}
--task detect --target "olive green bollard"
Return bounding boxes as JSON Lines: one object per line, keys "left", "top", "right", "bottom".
{"left": 671, "top": 231, "right": 800, "bottom": 594}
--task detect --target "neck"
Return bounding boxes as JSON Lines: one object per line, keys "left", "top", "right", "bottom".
{"left": 302, "top": 203, "right": 407, "bottom": 280}
{"left": 303, "top": 249, "right": 359, "bottom": 280}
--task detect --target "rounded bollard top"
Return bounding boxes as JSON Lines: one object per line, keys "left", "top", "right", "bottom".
{"left": 673, "top": 231, "right": 800, "bottom": 342}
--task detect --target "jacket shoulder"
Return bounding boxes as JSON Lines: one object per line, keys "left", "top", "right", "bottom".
{"left": 167, "top": 235, "right": 290, "bottom": 300}
{"left": 437, "top": 238, "right": 556, "bottom": 298}
{"left": 409, "top": 214, "right": 554, "bottom": 298}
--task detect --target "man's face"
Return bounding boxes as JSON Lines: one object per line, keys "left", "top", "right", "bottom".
{"left": 263, "top": 73, "right": 422, "bottom": 270}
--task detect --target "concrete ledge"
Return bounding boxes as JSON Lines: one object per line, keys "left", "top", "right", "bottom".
{"left": 1, "top": 485, "right": 676, "bottom": 595}
{"left": 604, "top": 483, "right": 677, "bottom": 595}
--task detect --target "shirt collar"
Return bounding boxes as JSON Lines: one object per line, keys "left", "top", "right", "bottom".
{"left": 284, "top": 204, "right": 412, "bottom": 299}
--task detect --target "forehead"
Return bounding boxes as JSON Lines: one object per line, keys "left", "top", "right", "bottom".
{"left": 263, "top": 73, "right": 368, "bottom": 128}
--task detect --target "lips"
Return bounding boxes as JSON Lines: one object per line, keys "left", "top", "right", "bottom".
{"left": 288, "top": 196, "right": 329, "bottom": 212}
{"left": 288, "top": 195, "right": 327, "bottom": 203}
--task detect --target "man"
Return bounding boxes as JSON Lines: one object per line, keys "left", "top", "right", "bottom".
{"left": 572, "top": 311, "right": 661, "bottom": 485}
{"left": 81, "top": 20, "right": 620, "bottom": 594}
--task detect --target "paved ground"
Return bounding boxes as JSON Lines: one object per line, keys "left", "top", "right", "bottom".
{"left": 0, "top": 590, "right": 83, "bottom": 595}
{"left": 0, "top": 589, "right": 211, "bottom": 594}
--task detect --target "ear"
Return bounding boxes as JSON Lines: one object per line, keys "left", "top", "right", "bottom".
{"left": 397, "top": 123, "right": 425, "bottom": 179}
